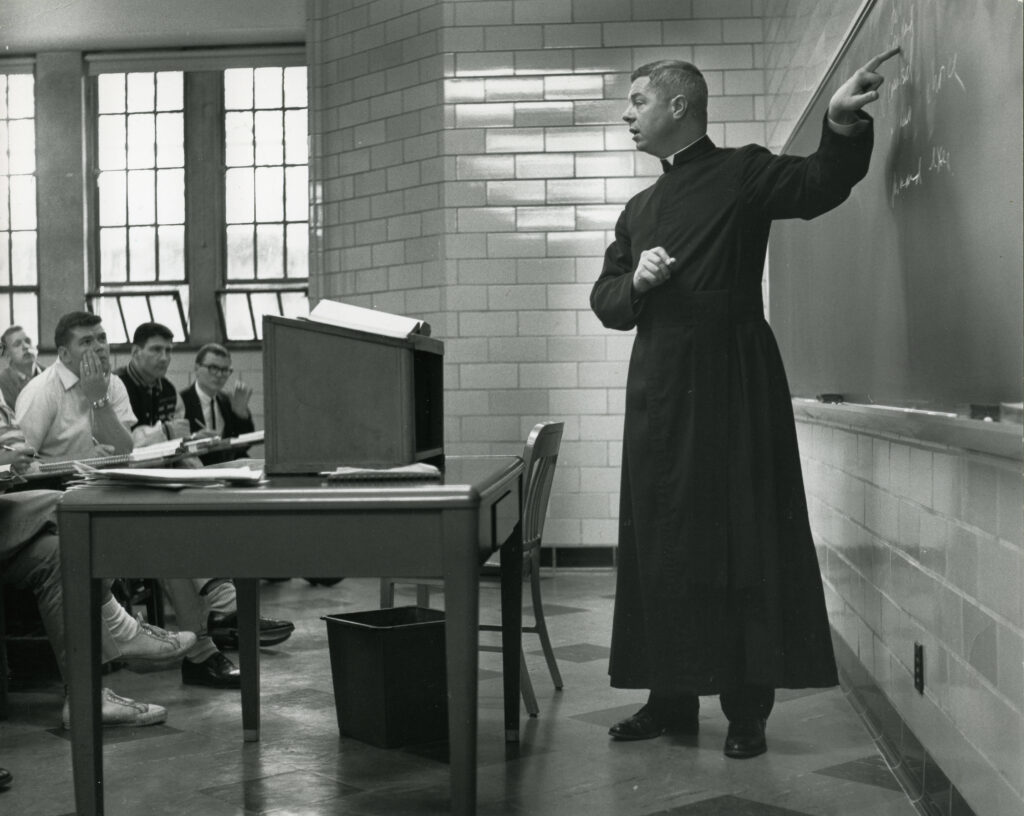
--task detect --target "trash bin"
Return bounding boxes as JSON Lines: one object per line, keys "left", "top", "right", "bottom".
{"left": 322, "top": 606, "right": 448, "bottom": 748}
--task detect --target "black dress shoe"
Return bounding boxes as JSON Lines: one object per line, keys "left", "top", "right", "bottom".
{"left": 207, "top": 611, "right": 295, "bottom": 650}
{"left": 608, "top": 705, "right": 699, "bottom": 741}
{"left": 181, "top": 652, "right": 241, "bottom": 689}
{"left": 0, "top": 766, "right": 12, "bottom": 788}
{"left": 724, "top": 718, "right": 767, "bottom": 758}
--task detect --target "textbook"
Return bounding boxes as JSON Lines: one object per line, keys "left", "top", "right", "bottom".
{"left": 320, "top": 462, "right": 441, "bottom": 481}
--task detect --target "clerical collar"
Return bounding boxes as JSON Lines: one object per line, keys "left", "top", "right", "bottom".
{"left": 660, "top": 134, "right": 711, "bottom": 173}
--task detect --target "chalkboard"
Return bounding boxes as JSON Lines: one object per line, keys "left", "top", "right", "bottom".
{"left": 769, "top": 0, "right": 1023, "bottom": 410}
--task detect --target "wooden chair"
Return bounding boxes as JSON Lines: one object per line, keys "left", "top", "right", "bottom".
{"left": 380, "top": 421, "right": 565, "bottom": 717}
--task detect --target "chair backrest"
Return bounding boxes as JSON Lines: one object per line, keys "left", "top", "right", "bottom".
{"left": 520, "top": 421, "right": 564, "bottom": 552}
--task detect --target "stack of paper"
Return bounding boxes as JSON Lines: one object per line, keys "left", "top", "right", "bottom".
{"left": 321, "top": 462, "right": 441, "bottom": 481}
{"left": 69, "top": 465, "right": 265, "bottom": 490}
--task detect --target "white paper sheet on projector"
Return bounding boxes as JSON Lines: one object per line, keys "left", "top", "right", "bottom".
{"left": 307, "top": 300, "right": 423, "bottom": 339}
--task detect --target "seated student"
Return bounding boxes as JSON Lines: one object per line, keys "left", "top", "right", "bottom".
{"left": 0, "top": 402, "right": 196, "bottom": 727}
{"left": 114, "top": 321, "right": 294, "bottom": 662}
{"left": 180, "top": 342, "right": 255, "bottom": 465}
{"left": 0, "top": 325, "right": 44, "bottom": 410}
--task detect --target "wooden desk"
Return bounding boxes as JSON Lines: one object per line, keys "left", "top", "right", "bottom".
{"left": 59, "top": 455, "right": 524, "bottom": 816}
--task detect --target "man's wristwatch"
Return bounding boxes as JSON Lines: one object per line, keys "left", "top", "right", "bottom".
{"left": 91, "top": 396, "right": 110, "bottom": 409}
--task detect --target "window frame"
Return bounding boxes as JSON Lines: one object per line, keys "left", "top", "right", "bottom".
{"left": 83, "top": 46, "right": 307, "bottom": 351}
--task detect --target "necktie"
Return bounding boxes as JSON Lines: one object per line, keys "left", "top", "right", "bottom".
{"left": 208, "top": 399, "right": 216, "bottom": 431}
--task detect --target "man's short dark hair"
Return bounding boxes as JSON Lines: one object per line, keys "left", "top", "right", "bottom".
{"left": 132, "top": 322, "right": 174, "bottom": 348}
{"left": 632, "top": 60, "right": 708, "bottom": 123}
{"left": 0, "top": 325, "right": 24, "bottom": 353}
{"left": 195, "top": 342, "right": 230, "bottom": 366}
{"left": 54, "top": 311, "right": 102, "bottom": 350}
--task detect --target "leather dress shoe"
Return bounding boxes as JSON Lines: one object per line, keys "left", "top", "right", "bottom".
{"left": 608, "top": 705, "right": 699, "bottom": 741}
{"left": 724, "top": 718, "right": 767, "bottom": 758}
{"left": 181, "top": 652, "right": 241, "bottom": 689}
{"left": 0, "top": 766, "right": 11, "bottom": 789}
{"left": 207, "top": 611, "right": 295, "bottom": 650}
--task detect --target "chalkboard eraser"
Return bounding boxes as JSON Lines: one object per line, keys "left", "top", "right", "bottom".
{"left": 817, "top": 393, "right": 845, "bottom": 404}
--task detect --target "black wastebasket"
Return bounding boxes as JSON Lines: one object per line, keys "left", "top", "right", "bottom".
{"left": 322, "top": 606, "right": 448, "bottom": 748}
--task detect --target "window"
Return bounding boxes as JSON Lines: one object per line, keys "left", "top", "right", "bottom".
{"left": 0, "top": 71, "right": 38, "bottom": 341}
{"left": 89, "top": 55, "right": 308, "bottom": 345}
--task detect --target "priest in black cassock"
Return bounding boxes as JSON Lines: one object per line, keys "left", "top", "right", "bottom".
{"left": 591, "top": 47, "right": 900, "bottom": 759}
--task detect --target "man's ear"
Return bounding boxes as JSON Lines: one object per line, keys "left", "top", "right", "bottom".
{"left": 670, "top": 94, "right": 689, "bottom": 119}
{"left": 56, "top": 346, "right": 71, "bottom": 365}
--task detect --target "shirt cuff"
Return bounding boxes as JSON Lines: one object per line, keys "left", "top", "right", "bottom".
{"left": 827, "top": 115, "right": 869, "bottom": 137}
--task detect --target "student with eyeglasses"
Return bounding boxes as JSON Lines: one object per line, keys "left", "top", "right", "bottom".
{"left": 180, "top": 342, "right": 255, "bottom": 466}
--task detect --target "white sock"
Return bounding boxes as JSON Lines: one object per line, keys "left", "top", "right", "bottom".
{"left": 101, "top": 597, "right": 141, "bottom": 642}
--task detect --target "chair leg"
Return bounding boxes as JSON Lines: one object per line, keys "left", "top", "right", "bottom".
{"left": 519, "top": 648, "right": 539, "bottom": 717}
{"left": 379, "top": 579, "right": 395, "bottom": 608}
{"left": 145, "top": 579, "right": 166, "bottom": 628}
{"left": 0, "top": 583, "right": 8, "bottom": 720}
{"left": 528, "top": 550, "right": 563, "bottom": 690}
{"left": 415, "top": 584, "right": 432, "bottom": 608}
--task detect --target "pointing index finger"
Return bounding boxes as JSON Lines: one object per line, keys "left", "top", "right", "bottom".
{"left": 863, "top": 46, "right": 901, "bottom": 73}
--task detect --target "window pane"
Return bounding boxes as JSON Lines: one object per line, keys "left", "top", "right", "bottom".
{"left": 0, "top": 77, "right": 6, "bottom": 119}
{"left": 286, "top": 224, "right": 308, "bottom": 278}
{"left": 225, "top": 168, "right": 255, "bottom": 223}
{"left": 155, "top": 72, "right": 183, "bottom": 112}
{"left": 97, "top": 74, "right": 126, "bottom": 115}
{"left": 0, "top": 122, "right": 7, "bottom": 175}
{"left": 100, "top": 228, "right": 128, "bottom": 282}
{"left": 253, "top": 67, "right": 283, "bottom": 109}
{"left": 157, "top": 225, "right": 185, "bottom": 281}
{"left": 9, "top": 175, "right": 35, "bottom": 230}
{"left": 0, "top": 234, "right": 8, "bottom": 284}
{"left": 280, "top": 290, "right": 309, "bottom": 319}
{"left": 225, "top": 112, "right": 254, "bottom": 167}
{"left": 254, "top": 167, "right": 283, "bottom": 222}
{"left": 250, "top": 292, "right": 283, "bottom": 333}
{"left": 283, "top": 67, "right": 307, "bottom": 109}
{"left": 224, "top": 69, "right": 253, "bottom": 110}
{"left": 254, "top": 110, "right": 283, "bottom": 165}
{"left": 7, "top": 75, "right": 34, "bottom": 119}
{"left": 92, "top": 298, "right": 127, "bottom": 344}
{"left": 11, "top": 292, "right": 38, "bottom": 343}
{"left": 120, "top": 297, "right": 152, "bottom": 339}
{"left": 10, "top": 232, "right": 36, "bottom": 284}
{"left": 156, "top": 169, "right": 184, "bottom": 224}
{"left": 284, "top": 109, "right": 307, "bottom": 164}
{"left": 126, "top": 169, "right": 155, "bottom": 225}
{"left": 155, "top": 112, "right": 184, "bottom": 168}
{"left": 126, "top": 113, "right": 155, "bottom": 169}
{"left": 126, "top": 73, "right": 155, "bottom": 113}
{"left": 8, "top": 119, "right": 35, "bottom": 174}
{"left": 0, "top": 177, "right": 8, "bottom": 231}
{"left": 223, "top": 293, "right": 256, "bottom": 340}
{"left": 128, "top": 226, "right": 157, "bottom": 281}
{"left": 285, "top": 166, "right": 308, "bottom": 222}
{"left": 97, "top": 115, "right": 127, "bottom": 171}
{"left": 150, "top": 295, "right": 184, "bottom": 338}
{"left": 226, "top": 225, "right": 254, "bottom": 280}
{"left": 98, "top": 171, "right": 127, "bottom": 226}
{"left": 256, "top": 224, "right": 284, "bottom": 279}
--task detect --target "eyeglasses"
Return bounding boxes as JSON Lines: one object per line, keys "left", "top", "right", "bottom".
{"left": 199, "top": 363, "right": 233, "bottom": 376}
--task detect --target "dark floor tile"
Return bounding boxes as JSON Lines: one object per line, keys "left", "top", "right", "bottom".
{"left": 522, "top": 602, "right": 588, "bottom": 617}
{"left": 647, "top": 794, "right": 815, "bottom": 815}
{"left": 545, "top": 642, "right": 611, "bottom": 663}
{"left": 571, "top": 702, "right": 648, "bottom": 729}
{"left": 774, "top": 686, "right": 830, "bottom": 703}
{"left": 200, "top": 769, "right": 362, "bottom": 813}
{"left": 815, "top": 754, "right": 903, "bottom": 792}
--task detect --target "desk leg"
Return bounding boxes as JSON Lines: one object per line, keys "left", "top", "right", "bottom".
{"left": 61, "top": 512, "right": 104, "bottom": 816}
{"left": 443, "top": 516, "right": 480, "bottom": 816}
{"left": 500, "top": 520, "right": 523, "bottom": 743}
{"left": 234, "top": 578, "right": 261, "bottom": 742}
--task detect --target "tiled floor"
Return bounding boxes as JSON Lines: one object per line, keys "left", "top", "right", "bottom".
{"left": 0, "top": 571, "right": 918, "bottom": 816}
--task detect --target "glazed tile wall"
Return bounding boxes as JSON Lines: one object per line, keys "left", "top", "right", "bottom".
{"left": 307, "top": 0, "right": 770, "bottom": 550}
{"left": 798, "top": 415, "right": 1024, "bottom": 816}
